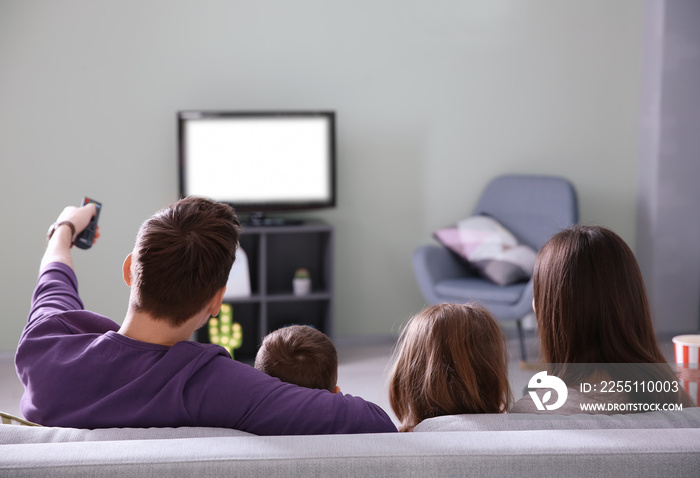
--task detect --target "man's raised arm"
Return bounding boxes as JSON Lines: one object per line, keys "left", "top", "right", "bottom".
{"left": 42, "top": 203, "right": 99, "bottom": 271}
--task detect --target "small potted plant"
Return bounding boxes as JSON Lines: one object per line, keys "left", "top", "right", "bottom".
{"left": 293, "top": 268, "right": 312, "bottom": 296}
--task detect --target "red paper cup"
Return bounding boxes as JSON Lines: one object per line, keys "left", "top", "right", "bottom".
{"left": 673, "top": 335, "right": 700, "bottom": 405}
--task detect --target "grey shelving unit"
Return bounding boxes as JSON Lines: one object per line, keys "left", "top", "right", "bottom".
{"left": 196, "top": 221, "right": 334, "bottom": 360}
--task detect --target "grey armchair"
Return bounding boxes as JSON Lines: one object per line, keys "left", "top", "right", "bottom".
{"left": 413, "top": 174, "right": 579, "bottom": 361}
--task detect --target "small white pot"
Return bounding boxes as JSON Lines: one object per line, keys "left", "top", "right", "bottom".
{"left": 293, "top": 278, "right": 311, "bottom": 296}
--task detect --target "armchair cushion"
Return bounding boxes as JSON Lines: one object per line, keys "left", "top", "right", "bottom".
{"left": 434, "top": 278, "right": 526, "bottom": 303}
{"left": 433, "top": 216, "right": 537, "bottom": 286}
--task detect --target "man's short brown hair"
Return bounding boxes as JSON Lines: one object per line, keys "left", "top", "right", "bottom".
{"left": 130, "top": 196, "right": 240, "bottom": 327}
{"left": 255, "top": 325, "right": 338, "bottom": 392}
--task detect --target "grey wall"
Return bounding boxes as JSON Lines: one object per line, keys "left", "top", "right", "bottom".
{"left": 637, "top": 0, "right": 700, "bottom": 334}
{"left": 0, "top": 0, "right": 645, "bottom": 351}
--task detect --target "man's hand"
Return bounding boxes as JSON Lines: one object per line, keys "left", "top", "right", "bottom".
{"left": 54, "top": 203, "right": 98, "bottom": 236}
{"left": 41, "top": 203, "right": 101, "bottom": 272}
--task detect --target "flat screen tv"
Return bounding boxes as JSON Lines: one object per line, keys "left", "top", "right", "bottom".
{"left": 178, "top": 111, "right": 336, "bottom": 224}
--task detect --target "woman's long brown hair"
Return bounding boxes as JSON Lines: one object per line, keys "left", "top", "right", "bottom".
{"left": 388, "top": 303, "right": 512, "bottom": 432}
{"left": 534, "top": 225, "right": 692, "bottom": 406}
{"left": 534, "top": 225, "right": 663, "bottom": 365}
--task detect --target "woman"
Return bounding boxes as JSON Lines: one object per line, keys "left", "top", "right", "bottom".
{"left": 512, "top": 225, "right": 693, "bottom": 412}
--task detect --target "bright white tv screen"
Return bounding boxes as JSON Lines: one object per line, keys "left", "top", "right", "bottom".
{"left": 180, "top": 113, "right": 335, "bottom": 210}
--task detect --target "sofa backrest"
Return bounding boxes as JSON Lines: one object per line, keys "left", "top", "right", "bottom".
{"left": 414, "top": 407, "right": 700, "bottom": 432}
{"left": 2, "top": 428, "right": 700, "bottom": 478}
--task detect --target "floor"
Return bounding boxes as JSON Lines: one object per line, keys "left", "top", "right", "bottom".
{"left": 0, "top": 330, "right": 678, "bottom": 426}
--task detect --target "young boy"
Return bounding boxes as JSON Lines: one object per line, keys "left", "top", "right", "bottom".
{"left": 255, "top": 325, "right": 339, "bottom": 393}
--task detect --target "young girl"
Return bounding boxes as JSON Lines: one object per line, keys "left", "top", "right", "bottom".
{"left": 388, "top": 303, "right": 512, "bottom": 432}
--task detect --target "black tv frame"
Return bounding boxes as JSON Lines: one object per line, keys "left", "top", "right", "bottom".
{"left": 178, "top": 110, "right": 336, "bottom": 222}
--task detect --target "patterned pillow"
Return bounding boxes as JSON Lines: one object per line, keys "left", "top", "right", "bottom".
{"left": 1, "top": 411, "right": 42, "bottom": 427}
{"left": 433, "top": 215, "right": 537, "bottom": 286}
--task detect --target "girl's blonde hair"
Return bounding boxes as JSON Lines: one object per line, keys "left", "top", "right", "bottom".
{"left": 388, "top": 303, "right": 511, "bottom": 432}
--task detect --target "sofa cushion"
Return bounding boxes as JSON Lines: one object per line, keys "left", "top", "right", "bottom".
{"left": 413, "top": 408, "right": 700, "bottom": 432}
{"left": 2, "top": 428, "right": 700, "bottom": 478}
{"left": 434, "top": 277, "right": 526, "bottom": 303}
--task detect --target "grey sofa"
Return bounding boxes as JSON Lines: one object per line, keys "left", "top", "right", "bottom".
{"left": 2, "top": 408, "right": 699, "bottom": 477}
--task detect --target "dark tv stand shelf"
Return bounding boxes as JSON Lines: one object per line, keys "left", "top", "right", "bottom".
{"left": 196, "top": 221, "right": 334, "bottom": 360}
{"left": 244, "top": 212, "right": 304, "bottom": 227}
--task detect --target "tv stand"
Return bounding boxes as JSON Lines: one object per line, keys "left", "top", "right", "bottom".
{"left": 196, "top": 221, "right": 334, "bottom": 360}
{"left": 245, "top": 213, "right": 303, "bottom": 227}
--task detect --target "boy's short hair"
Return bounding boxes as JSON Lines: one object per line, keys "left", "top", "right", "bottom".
{"left": 130, "top": 196, "right": 240, "bottom": 327}
{"left": 255, "top": 325, "right": 338, "bottom": 392}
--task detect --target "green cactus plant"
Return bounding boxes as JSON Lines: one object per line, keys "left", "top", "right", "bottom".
{"left": 294, "top": 268, "right": 310, "bottom": 279}
{"left": 208, "top": 303, "right": 243, "bottom": 358}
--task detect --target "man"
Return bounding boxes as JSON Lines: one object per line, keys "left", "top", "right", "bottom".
{"left": 15, "top": 197, "right": 396, "bottom": 435}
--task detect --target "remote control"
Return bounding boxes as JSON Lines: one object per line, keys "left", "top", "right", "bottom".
{"left": 74, "top": 197, "right": 102, "bottom": 249}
